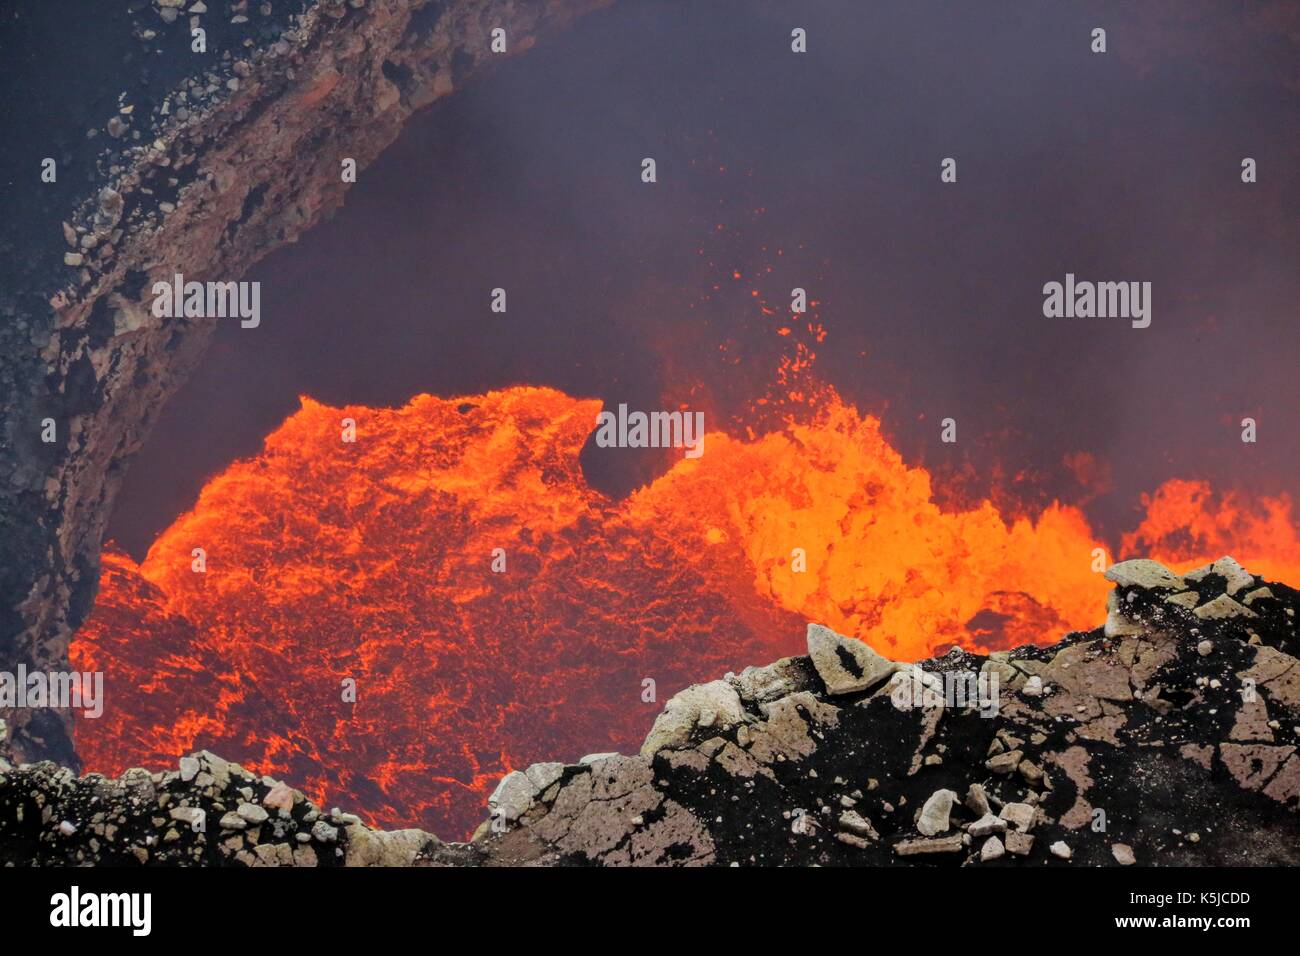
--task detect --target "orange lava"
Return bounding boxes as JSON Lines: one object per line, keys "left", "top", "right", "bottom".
{"left": 71, "top": 385, "right": 1300, "bottom": 837}
{"left": 627, "top": 398, "right": 1108, "bottom": 656}
{"left": 1122, "top": 479, "right": 1300, "bottom": 585}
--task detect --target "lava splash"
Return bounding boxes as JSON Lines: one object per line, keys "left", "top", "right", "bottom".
{"left": 72, "top": 385, "right": 1300, "bottom": 837}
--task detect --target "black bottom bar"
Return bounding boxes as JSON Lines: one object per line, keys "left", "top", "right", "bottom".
{"left": 0, "top": 864, "right": 1281, "bottom": 942}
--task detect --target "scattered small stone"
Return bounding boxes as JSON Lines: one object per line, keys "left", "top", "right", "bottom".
{"left": 1022, "top": 675, "right": 1043, "bottom": 698}
{"left": 1194, "top": 594, "right": 1258, "bottom": 621}
{"left": 895, "top": 835, "right": 964, "bottom": 856}
{"left": 986, "top": 750, "right": 1023, "bottom": 774}
{"left": 836, "top": 831, "right": 871, "bottom": 850}
{"left": 237, "top": 802, "right": 269, "bottom": 824}
{"left": 838, "top": 810, "right": 879, "bottom": 840}
{"left": 965, "top": 783, "right": 991, "bottom": 817}
{"left": 999, "top": 802, "right": 1036, "bottom": 832}
{"left": 1112, "top": 843, "right": 1136, "bottom": 865}
{"left": 262, "top": 782, "right": 295, "bottom": 811}
{"left": 1049, "top": 840, "right": 1072, "bottom": 859}
{"left": 1018, "top": 759, "right": 1044, "bottom": 785}
{"left": 968, "top": 813, "right": 1007, "bottom": 838}
{"left": 917, "top": 789, "right": 957, "bottom": 836}
{"left": 980, "top": 835, "right": 1005, "bottom": 861}
{"left": 1243, "top": 587, "right": 1274, "bottom": 606}
{"left": 168, "top": 807, "right": 204, "bottom": 829}
{"left": 311, "top": 820, "right": 338, "bottom": 843}
{"left": 1005, "top": 831, "right": 1035, "bottom": 856}
{"left": 1197, "top": 640, "right": 1213, "bottom": 657}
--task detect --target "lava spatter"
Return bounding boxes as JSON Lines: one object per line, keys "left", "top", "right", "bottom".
{"left": 72, "top": 385, "right": 1300, "bottom": 837}
{"left": 74, "top": 387, "right": 796, "bottom": 837}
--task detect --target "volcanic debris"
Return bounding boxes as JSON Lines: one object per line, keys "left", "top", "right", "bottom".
{"left": 2, "top": 556, "right": 1299, "bottom": 866}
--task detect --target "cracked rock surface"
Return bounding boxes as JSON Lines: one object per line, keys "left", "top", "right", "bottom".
{"left": 3, "top": 556, "right": 1298, "bottom": 866}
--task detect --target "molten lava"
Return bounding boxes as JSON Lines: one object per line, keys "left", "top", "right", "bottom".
{"left": 72, "top": 385, "right": 1300, "bottom": 837}
{"left": 1122, "top": 479, "right": 1300, "bottom": 585}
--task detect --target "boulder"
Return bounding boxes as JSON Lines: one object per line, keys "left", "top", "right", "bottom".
{"left": 640, "top": 680, "right": 745, "bottom": 755}
{"left": 806, "top": 623, "right": 900, "bottom": 695}
{"left": 487, "top": 770, "right": 538, "bottom": 822}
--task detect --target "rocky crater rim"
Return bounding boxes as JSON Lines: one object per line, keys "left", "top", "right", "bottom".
{"left": 3, "top": 554, "right": 1298, "bottom": 866}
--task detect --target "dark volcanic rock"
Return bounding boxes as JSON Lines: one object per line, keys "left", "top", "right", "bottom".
{"left": 0, "top": 0, "right": 608, "bottom": 766}
{"left": 0, "top": 750, "right": 475, "bottom": 867}
{"left": 2, "top": 558, "right": 1297, "bottom": 866}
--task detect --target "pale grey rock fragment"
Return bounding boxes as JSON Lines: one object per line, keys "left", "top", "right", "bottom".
{"left": 1105, "top": 559, "right": 1183, "bottom": 591}
{"left": 806, "top": 623, "right": 899, "bottom": 695}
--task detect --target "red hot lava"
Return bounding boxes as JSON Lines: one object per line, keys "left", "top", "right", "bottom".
{"left": 72, "top": 385, "right": 1300, "bottom": 837}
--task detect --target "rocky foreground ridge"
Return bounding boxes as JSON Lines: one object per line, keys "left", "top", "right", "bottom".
{"left": 2, "top": 556, "right": 1298, "bottom": 866}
